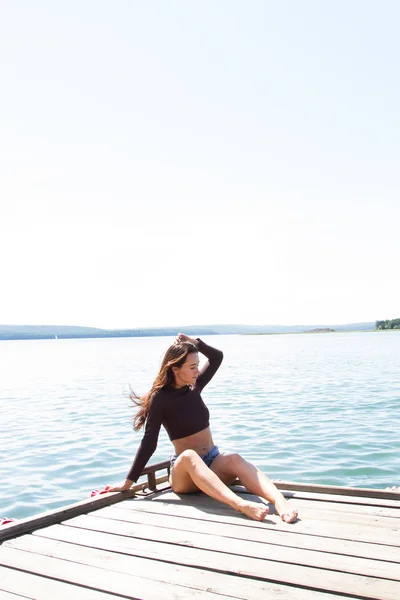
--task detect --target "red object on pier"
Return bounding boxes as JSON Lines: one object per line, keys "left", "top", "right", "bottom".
{"left": 0, "top": 517, "right": 15, "bottom": 526}
{"left": 90, "top": 485, "right": 111, "bottom": 497}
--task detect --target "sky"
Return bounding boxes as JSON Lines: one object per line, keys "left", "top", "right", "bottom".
{"left": 1, "top": 0, "right": 399, "bottom": 329}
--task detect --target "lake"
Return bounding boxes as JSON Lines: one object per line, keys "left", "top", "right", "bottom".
{"left": 1, "top": 332, "right": 399, "bottom": 519}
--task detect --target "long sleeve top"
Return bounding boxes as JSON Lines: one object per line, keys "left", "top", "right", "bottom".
{"left": 126, "top": 339, "right": 223, "bottom": 482}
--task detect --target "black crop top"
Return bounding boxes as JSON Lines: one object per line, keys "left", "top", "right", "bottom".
{"left": 126, "top": 339, "right": 223, "bottom": 482}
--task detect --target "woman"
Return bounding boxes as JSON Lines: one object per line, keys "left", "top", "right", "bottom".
{"left": 110, "top": 334, "right": 298, "bottom": 523}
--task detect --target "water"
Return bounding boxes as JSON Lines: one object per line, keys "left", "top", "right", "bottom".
{"left": 1, "top": 332, "right": 399, "bottom": 519}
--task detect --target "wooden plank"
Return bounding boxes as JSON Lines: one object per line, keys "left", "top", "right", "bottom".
{"left": 4, "top": 535, "right": 348, "bottom": 600}
{"left": 96, "top": 505, "right": 400, "bottom": 563}
{"left": 274, "top": 481, "right": 400, "bottom": 501}
{"left": 279, "top": 489, "right": 400, "bottom": 509}
{"left": 0, "top": 565, "right": 118, "bottom": 600}
{"left": 0, "top": 546, "right": 242, "bottom": 600}
{"left": 0, "top": 590, "right": 31, "bottom": 600}
{"left": 31, "top": 523, "right": 400, "bottom": 599}
{"left": 274, "top": 496, "right": 400, "bottom": 519}
{"left": 268, "top": 503, "right": 400, "bottom": 529}
{"left": 0, "top": 489, "right": 143, "bottom": 544}
{"left": 59, "top": 513, "right": 400, "bottom": 581}
{"left": 117, "top": 493, "right": 400, "bottom": 546}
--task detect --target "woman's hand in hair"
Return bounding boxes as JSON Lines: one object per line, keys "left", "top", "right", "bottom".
{"left": 175, "top": 333, "right": 198, "bottom": 346}
{"left": 108, "top": 480, "right": 134, "bottom": 492}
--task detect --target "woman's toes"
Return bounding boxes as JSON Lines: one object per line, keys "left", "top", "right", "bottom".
{"left": 276, "top": 500, "right": 298, "bottom": 523}
{"left": 281, "top": 508, "right": 298, "bottom": 523}
{"left": 238, "top": 501, "right": 269, "bottom": 521}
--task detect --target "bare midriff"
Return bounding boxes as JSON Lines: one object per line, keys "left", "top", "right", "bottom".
{"left": 172, "top": 426, "right": 214, "bottom": 457}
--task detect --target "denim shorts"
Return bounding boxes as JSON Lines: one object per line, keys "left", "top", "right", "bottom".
{"left": 170, "top": 445, "right": 220, "bottom": 470}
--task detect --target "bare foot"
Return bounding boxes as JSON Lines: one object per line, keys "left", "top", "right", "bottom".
{"left": 275, "top": 499, "right": 298, "bottom": 523}
{"left": 237, "top": 500, "right": 270, "bottom": 521}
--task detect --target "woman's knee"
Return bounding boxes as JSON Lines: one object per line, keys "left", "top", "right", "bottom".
{"left": 170, "top": 450, "right": 201, "bottom": 494}
{"left": 210, "top": 452, "right": 241, "bottom": 484}
{"left": 177, "top": 449, "right": 200, "bottom": 468}
{"left": 225, "top": 452, "right": 243, "bottom": 469}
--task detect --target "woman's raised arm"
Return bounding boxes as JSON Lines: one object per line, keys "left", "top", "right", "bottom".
{"left": 195, "top": 338, "right": 224, "bottom": 391}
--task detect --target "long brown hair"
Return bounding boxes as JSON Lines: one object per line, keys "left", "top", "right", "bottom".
{"left": 131, "top": 341, "right": 198, "bottom": 431}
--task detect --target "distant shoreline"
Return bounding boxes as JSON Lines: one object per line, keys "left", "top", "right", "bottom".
{"left": 249, "top": 329, "right": 381, "bottom": 335}
{"left": 0, "top": 321, "right": 381, "bottom": 341}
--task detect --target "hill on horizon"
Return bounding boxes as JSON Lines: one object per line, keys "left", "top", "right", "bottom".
{"left": 0, "top": 322, "right": 375, "bottom": 340}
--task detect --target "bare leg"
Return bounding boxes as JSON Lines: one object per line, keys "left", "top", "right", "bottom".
{"left": 170, "top": 450, "right": 269, "bottom": 521}
{"left": 212, "top": 453, "right": 298, "bottom": 523}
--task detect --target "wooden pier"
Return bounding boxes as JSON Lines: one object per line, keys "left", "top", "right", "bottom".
{"left": 1, "top": 461, "right": 399, "bottom": 599}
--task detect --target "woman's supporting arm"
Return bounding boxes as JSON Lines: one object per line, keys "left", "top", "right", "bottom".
{"left": 125, "top": 393, "right": 163, "bottom": 482}
{"left": 109, "top": 393, "right": 163, "bottom": 491}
